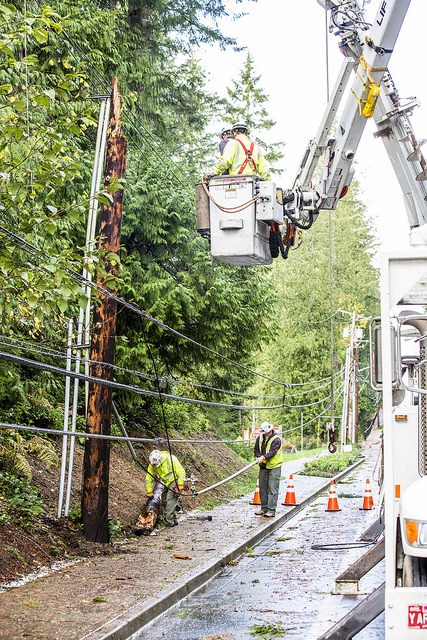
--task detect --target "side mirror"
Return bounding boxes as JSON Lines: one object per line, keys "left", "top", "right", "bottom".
{"left": 369, "top": 318, "right": 399, "bottom": 391}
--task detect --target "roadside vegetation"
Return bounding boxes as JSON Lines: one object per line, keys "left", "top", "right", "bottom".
{"left": 1, "top": 0, "right": 379, "bottom": 572}
{"left": 301, "top": 450, "right": 361, "bottom": 477}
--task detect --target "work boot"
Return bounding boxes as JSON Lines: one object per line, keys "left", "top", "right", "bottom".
{"left": 164, "top": 521, "right": 178, "bottom": 527}
{"left": 255, "top": 510, "right": 267, "bottom": 516}
{"left": 263, "top": 510, "right": 275, "bottom": 517}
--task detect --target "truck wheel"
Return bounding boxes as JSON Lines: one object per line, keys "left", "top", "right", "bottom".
{"left": 402, "top": 555, "right": 427, "bottom": 587}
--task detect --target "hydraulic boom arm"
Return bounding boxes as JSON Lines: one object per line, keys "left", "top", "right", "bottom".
{"left": 288, "top": 0, "right": 427, "bottom": 241}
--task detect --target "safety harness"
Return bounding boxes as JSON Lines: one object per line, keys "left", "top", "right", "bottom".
{"left": 236, "top": 138, "right": 258, "bottom": 174}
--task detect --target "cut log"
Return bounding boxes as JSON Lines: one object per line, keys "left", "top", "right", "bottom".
{"left": 134, "top": 482, "right": 163, "bottom": 535}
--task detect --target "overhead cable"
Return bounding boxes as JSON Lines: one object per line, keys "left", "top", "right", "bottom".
{"left": 0, "top": 350, "right": 285, "bottom": 412}
{"left": 0, "top": 224, "right": 289, "bottom": 389}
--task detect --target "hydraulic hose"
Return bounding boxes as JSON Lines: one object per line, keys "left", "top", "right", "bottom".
{"left": 196, "top": 459, "right": 259, "bottom": 496}
{"left": 283, "top": 206, "right": 314, "bottom": 231}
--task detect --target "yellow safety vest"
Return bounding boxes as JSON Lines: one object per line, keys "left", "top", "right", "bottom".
{"left": 146, "top": 452, "right": 185, "bottom": 493}
{"left": 263, "top": 434, "right": 284, "bottom": 469}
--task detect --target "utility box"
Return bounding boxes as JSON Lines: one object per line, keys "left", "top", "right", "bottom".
{"left": 206, "top": 175, "right": 283, "bottom": 266}
{"left": 255, "top": 181, "right": 283, "bottom": 224}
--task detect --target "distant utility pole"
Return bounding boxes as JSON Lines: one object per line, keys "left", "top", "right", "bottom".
{"left": 340, "top": 309, "right": 365, "bottom": 450}
{"left": 82, "top": 78, "right": 127, "bottom": 543}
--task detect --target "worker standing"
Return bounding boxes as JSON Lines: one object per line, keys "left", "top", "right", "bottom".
{"left": 213, "top": 122, "right": 271, "bottom": 180}
{"left": 146, "top": 449, "right": 186, "bottom": 527}
{"left": 253, "top": 421, "right": 283, "bottom": 517}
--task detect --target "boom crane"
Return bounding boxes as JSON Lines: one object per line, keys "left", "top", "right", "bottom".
{"left": 307, "top": 5, "right": 427, "bottom": 639}
{"left": 287, "top": 0, "right": 427, "bottom": 234}
{"left": 290, "top": 2, "right": 427, "bottom": 638}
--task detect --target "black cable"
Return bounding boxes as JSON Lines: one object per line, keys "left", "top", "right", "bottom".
{"left": 0, "top": 335, "right": 288, "bottom": 400}
{"left": 283, "top": 207, "right": 314, "bottom": 231}
{"left": 0, "top": 350, "right": 285, "bottom": 411}
{"left": 0, "top": 224, "right": 290, "bottom": 389}
{"left": 311, "top": 539, "right": 379, "bottom": 551}
{"left": 138, "top": 319, "right": 181, "bottom": 495}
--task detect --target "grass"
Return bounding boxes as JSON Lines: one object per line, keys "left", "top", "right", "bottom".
{"left": 300, "top": 450, "right": 360, "bottom": 477}
{"left": 249, "top": 621, "right": 287, "bottom": 638}
{"left": 282, "top": 447, "right": 324, "bottom": 462}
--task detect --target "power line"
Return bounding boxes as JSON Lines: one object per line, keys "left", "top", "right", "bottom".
{"left": 0, "top": 422, "right": 254, "bottom": 445}
{"left": 0, "top": 224, "right": 290, "bottom": 389}
{"left": 0, "top": 350, "right": 285, "bottom": 412}
{"left": 1, "top": 335, "right": 344, "bottom": 408}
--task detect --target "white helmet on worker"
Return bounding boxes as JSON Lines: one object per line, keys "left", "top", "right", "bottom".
{"left": 221, "top": 123, "right": 233, "bottom": 136}
{"left": 149, "top": 449, "right": 163, "bottom": 467}
{"left": 260, "top": 421, "right": 273, "bottom": 434}
{"left": 231, "top": 121, "right": 249, "bottom": 135}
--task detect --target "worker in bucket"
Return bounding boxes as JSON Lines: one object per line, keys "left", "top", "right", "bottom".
{"left": 145, "top": 449, "right": 186, "bottom": 528}
{"left": 253, "top": 421, "right": 283, "bottom": 517}
{"left": 213, "top": 122, "right": 271, "bottom": 180}
{"left": 219, "top": 123, "right": 234, "bottom": 155}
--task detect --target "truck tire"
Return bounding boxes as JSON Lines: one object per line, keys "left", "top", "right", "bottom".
{"left": 402, "top": 555, "right": 427, "bottom": 587}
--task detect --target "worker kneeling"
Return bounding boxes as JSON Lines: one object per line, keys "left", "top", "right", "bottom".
{"left": 253, "top": 422, "right": 283, "bottom": 517}
{"left": 146, "top": 449, "right": 186, "bottom": 528}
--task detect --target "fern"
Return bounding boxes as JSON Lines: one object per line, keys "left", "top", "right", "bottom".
{"left": 0, "top": 430, "right": 58, "bottom": 481}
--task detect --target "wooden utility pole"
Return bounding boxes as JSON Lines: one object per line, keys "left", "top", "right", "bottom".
{"left": 82, "top": 78, "right": 127, "bottom": 542}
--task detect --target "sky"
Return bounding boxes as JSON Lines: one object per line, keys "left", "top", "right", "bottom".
{"left": 199, "top": 0, "right": 426, "bottom": 253}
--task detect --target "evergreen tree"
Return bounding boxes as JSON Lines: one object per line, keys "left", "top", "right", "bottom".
{"left": 221, "top": 53, "right": 285, "bottom": 169}
{"left": 0, "top": 0, "right": 278, "bottom": 437}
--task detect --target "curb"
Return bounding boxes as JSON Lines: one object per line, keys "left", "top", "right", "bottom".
{"left": 81, "top": 459, "right": 364, "bottom": 640}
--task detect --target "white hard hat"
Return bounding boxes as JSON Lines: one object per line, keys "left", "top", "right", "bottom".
{"left": 260, "top": 421, "right": 273, "bottom": 434}
{"left": 149, "top": 450, "right": 163, "bottom": 467}
{"left": 221, "top": 123, "right": 233, "bottom": 136}
{"left": 231, "top": 121, "right": 249, "bottom": 134}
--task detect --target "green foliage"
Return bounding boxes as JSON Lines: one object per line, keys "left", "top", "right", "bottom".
{"left": 0, "top": 471, "right": 45, "bottom": 525}
{"left": 0, "top": 430, "right": 58, "bottom": 481}
{"left": 300, "top": 451, "right": 360, "bottom": 477}
{"left": 249, "top": 621, "right": 287, "bottom": 638}
{"left": 221, "top": 53, "right": 285, "bottom": 170}
{"left": 0, "top": 3, "right": 97, "bottom": 327}
{"left": 67, "top": 504, "right": 83, "bottom": 529}
{"left": 108, "top": 518, "right": 123, "bottom": 542}
{"left": 228, "top": 441, "right": 253, "bottom": 462}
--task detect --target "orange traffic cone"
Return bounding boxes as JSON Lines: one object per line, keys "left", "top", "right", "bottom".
{"left": 282, "top": 474, "right": 297, "bottom": 506}
{"left": 325, "top": 480, "right": 341, "bottom": 512}
{"left": 250, "top": 478, "right": 261, "bottom": 505}
{"left": 360, "top": 478, "right": 374, "bottom": 510}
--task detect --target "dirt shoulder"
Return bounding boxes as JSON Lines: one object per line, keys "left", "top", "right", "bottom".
{"left": 0, "top": 433, "right": 254, "bottom": 586}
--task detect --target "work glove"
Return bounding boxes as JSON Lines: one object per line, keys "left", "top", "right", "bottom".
{"left": 173, "top": 486, "right": 180, "bottom": 494}
{"left": 257, "top": 456, "right": 267, "bottom": 464}
{"left": 146, "top": 492, "right": 153, "bottom": 498}
{"left": 178, "top": 485, "right": 185, "bottom": 492}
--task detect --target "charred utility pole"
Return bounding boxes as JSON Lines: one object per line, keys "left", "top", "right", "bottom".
{"left": 82, "top": 78, "right": 127, "bottom": 542}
